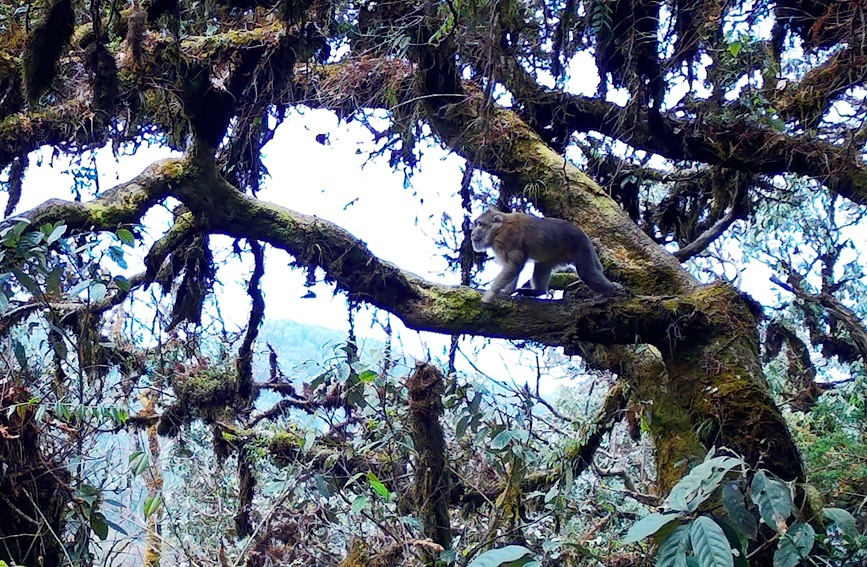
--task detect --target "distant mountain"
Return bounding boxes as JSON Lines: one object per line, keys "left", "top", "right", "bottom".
{"left": 255, "top": 318, "right": 386, "bottom": 384}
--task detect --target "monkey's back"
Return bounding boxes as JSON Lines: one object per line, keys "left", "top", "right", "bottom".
{"left": 511, "top": 213, "right": 589, "bottom": 258}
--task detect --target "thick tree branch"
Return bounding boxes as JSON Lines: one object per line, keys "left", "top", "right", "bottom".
{"left": 501, "top": 60, "right": 867, "bottom": 204}
{"left": 0, "top": 158, "right": 174, "bottom": 232}
{"left": 773, "top": 46, "right": 867, "bottom": 129}
{"left": 2, "top": 156, "right": 715, "bottom": 349}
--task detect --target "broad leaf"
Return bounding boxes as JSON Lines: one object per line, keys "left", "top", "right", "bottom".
{"left": 721, "top": 482, "right": 757, "bottom": 540}
{"left": 12, "top": 269, "right": 40, "bottom": 295}
{"left": 358, "top": 369, "right": 378, "bottom": 383}
{"left": 666, "top": 456, "right": 743, "bottom": 513}
{"left": 490, "top": 429, "right": 516, "bottom": 450}
{"left": 715, "top": 518, "right": 749, "bottom": 567}
{"left": 314, "top": 474, "right": 333, "bottom": 498}
{"left": 823, "top": 507, "right": 858, "bottom": 539}
{"left": 103, "top": 516, "right": 128, "bottom": 536}
{"left": 689, "top": 516, "right": 734, "bottom": 567}
{"left": 750, "top": 471, "right": 792, "bottom": 533}
{"left": 90, "top": 512, "right": 109, "bottom": 540}
{"left": 773, "top": 522, "right": 815, "bottom": 567}
{"left": 90, "top": 282, "right": 107, "bottom": 302}
{"left": 367, "top": 472, "right": 391, "bottom": 500}
{"left": 114, "top": 275, "right": 131, "bottom": 292}
{"left": 351, "top": 494, "right": 368, "bottom": 514}
{"left": 129, "top": 451, "right": 149, "bottom": 476}
{"left": 466, "top": 545, "right": 536, "bottom": 567}
{"left": 623, "top": 512, "right": 680, "bottom": 544}
{"left": 46, "top": 223, "right": 67, "bottom": 244}
{"left": 116, "top": 228, "right": 135, "bottom": 246}
{"left": 456, "top": 414, "right": 471, "bottom": 438}
{"left": 656, "top": 524, "right": 690, "bottom": 567}
{"left": 143, "top": 493, "right": 163, "bottom": 518}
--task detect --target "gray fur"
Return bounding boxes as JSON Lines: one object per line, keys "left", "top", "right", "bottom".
{"left": 471, "top": 209, "right": 616, "bottom": 303}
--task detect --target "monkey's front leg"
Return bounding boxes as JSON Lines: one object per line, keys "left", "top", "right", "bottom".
{"left": 483, "top": 262, "right": 522, "bottom": 303}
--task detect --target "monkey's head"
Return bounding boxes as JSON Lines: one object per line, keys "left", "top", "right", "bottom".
{"left": 471, "top": 209, "right": 505, "bottom": 252}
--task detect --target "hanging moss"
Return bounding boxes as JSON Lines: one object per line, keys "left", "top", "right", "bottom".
{"left": 22, "top": 0, "right": 75, "bottom": 102}
{"left": 0, "top": 384, "right": 69, "bottom": 566}
{"left": 85, "top": 40, "right": 119, "bottom": 115}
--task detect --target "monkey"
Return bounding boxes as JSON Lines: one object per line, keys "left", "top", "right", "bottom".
{"left": 471, "top": 209, "right": 617, "bottom": 304}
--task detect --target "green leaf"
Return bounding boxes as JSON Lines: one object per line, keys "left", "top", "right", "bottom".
{"left": 689, "top": 516, "right": 734, "bottom": 567}
{"left": 129, "top": 451, "right": 149, "bottom": 476}
{"left": 111, "top": 407, "right": 128, "bottom": 425}
{"left": 114, "top": 275, "right": 131, "bottom": 292}
{"left": 750, "top": 471, "right": 792, "bottom": 533}
{"left": 143, "top": 493, "right": 163, "bottom": 518}
{"left": 722, "top": 482, "right": 757, "bottom": 540}
{"left": 16, "top": 230, "right": 43, "bottom": 251}
{"left": 715, "top": 519, "right": 749, "bottom": 567}
{"left": 12, "top": 268, "right": 40, "bottom": 296}
{"left": 103, "top": 516, "right": 128, "bottom": 536}
{"left": 91, "top": 511, "right": 109, "bottom": 540}
{"left": 46, "top": 265, "right": 63, "bottom": 294}
{"left": 773, "top": 522, "right": 815, "bottom": 567}
{"left": 358, "top": 369, "right": 378, "bottom": 383}
{"left": 490, "top": 429, "right": 515, "bottom": 450}
{"left": 46, "top": 223, "right": 67, "bottom": 244}
{"left": 367, "top": 472, "right": 391, "bottom": 500}
{"left": 823, "top": 507, "right": 858, "bottom": 539}
{"left": 0, "top": 291, "right": 9, "bottom": 312}
{"left": 656, "top": 524, "right": 690, "bottom": 567}
{"left": 623, "top": 512, "right": 680, "bottom": 544}
{"left": 12, "top": 219, "right": 31, "bottom": 239}
{"left": 456, "top": 414, "right": 471, "bottom": 438}
{"left": 13, "top": 339, "right": 26, "bottom": 367}
{"left": 91, "top": 282, "right": 107, "bottom": 302}
{"left": 108, "top": 245, "right": 128, "bottom": 269}
{"left": 314, "top": 474, "right": 333, "bottom": 498}
{"left": 116, "top": 228, "right": 135, "bottom": 246}
{"left": 466, "top": 545, "right": 536, "bottom": 567}
{"left": 351, "top": 494, "right": 368, "bottom": 514}
{"left": 728, "top": 41, "right": 743, "bottom": 57}
{"left": 666, "top": 456, "right": 743, "bottom": 513}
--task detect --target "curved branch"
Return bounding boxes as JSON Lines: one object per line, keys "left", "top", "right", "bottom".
{"left": 6, "top": 156, "right": 714, "bottom": 349}
{"left": 170, "top": 163, "right": 717, "bottom": 348}
{"left": 771, "top": 275, "right": 867, "bottom": 363}
{"left": 673, "top": 209, "right": 739, "bottom": 262}
{"left": 501, "top": 60, "right": 867, "bottom": 204}
{"left": 0, "top": 158, "right": 175, "bottom": 232}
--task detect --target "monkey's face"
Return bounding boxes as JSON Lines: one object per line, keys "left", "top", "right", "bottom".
{"left": 471, "top": 209, "right": 504, "bottom": 252}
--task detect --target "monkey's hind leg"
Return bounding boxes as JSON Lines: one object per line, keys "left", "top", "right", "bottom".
{"left": 515, "top": 262, "right": 555, "bottom": 297}
{"left": 575, "top": 255, "right": 617, "bottom": 297}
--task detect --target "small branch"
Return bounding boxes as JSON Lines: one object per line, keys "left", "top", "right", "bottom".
{"left": 593, "top": 463, "right": 659, "bottom": 506}
{"left": 0, "top": 272, "right": 148, "bottom": 338}
{"left": 674, "top": 209, "right": 739, "bottom": 262}
{"left": 772, "top": 275, "right": 867, "bottom": 362}
{"left": 235, "top": 239, "right": 265, "bottom": 403}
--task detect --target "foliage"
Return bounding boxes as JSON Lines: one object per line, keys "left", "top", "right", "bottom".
{"left": 624, "top": 449, "right": 863, "bottom": 567}
{"left": 465, "top": 545, "right": 539, "bottom": 567}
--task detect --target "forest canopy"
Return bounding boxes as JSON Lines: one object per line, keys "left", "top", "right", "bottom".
{"left": 0, "top": 0, "right": 866, "bottom": 565}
